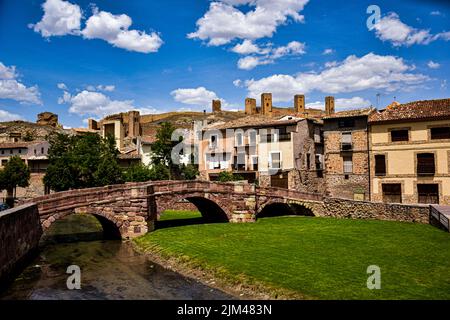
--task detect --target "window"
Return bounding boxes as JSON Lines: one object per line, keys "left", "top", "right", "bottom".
{"left": 276, "top": 127, "right": 290, "bottom": 141}
{"left": 431, "top": 127, "right": 450, "bottom": 140}
{"left": 341, "top": 132, "right": 352, "bottom": 151}
{"left": 1, "top": 159, "right": 7, "bottom": 166}
{"left": 34, "top": 149, "right": 37, "bottom": 155}
{"left": 10, "top": 149, "right": 13, "bottom": 154}
{"left": 306, "top": 153, "right": 311, "bottom": 170}
{"left": 382, "top": 184, "right": 402, "bottom": 203}
{"left": 235, "top": 132, "right": 243, "bottom": 146}
{"left": 233, "top": 153, "right": 246, "bottom": 170}
{"left": 418, "top": 184, "right": 439, "bottom": 204}
{"left": 270, "top": 152, "right": 281, "bottom": 169}
{"left": 209, "top": 135, "right": 218, "bottom": 149}
{"left": 343, "top": 155, "right": 353, "bottom": 174}
{"left": 1, "top": 150, "right": 4, "bottom": 155}
{"left": 251, "top": 156, "right": 258, "bottom": 171}
{"left": 417, "top": 153, "right": 435, "bottom": 176}
{"left": 249, "top": 131, "right": 257, "bottom": 146}
{"left": 18, "top": 149, "right": 22, "bottom": 154}
{"left": 391, "top": 129, "right": 409, "bottom": 142}
{"left": 375, "top": 155, "right": 386, "bottom": 176}
{"left": 338, "top": 119, "right": 355, "bottom": 128}
{"left": 41, "top": 147, "right": 44, "bottom": 154}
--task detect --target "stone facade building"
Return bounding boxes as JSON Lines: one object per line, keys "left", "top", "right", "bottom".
{"left": 323, "top": 108, "right": 375, "bottom": 201}
{"left": 199, "top": 93, "right": 330, "bottom": 193}
{"left": 369, "top": 99, "right": 450, "bottom": 205}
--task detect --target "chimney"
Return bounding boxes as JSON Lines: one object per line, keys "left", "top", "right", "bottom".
{"left": 294, "top": 94, "right": 305, "bottom": 114}
{"left": 245, "top": 98, "right": 257, "bottom": 115}
{"left": 212, "top": 100, "right": 221, "bottom": 113}
{"left": 325, "top": 96, "right": 335, "bottom": 115}
{"left": 261, "top": 93, "right": 273, "bottom": 116}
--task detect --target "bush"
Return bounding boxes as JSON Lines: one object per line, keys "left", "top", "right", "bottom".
{"left": 217, "top": 171, "right": 244, "bottom": 182}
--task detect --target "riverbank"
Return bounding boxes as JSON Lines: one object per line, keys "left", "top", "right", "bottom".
{"left": 134, "top": 212, "right": 450, "bottom": 300}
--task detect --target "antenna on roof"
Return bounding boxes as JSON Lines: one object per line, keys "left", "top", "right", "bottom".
{"left": 376, "top": 93, "right": 381, "bottom": 109}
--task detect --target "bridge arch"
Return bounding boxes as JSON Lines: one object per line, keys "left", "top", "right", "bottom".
{"left": 256, "top": 199, "right": 316, "bottom": 219}
{"left": 41, "top": 209, "right": 123, "bottom": 240}
{"left": 155, "top": 192, "right": 231, "bottom": 223}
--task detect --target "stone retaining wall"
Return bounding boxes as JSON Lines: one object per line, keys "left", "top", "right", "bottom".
{"left": 318, "top": 197, "right": 429, "bottom": 223}
{"left": 0, "top": 204, "right": 42, "bottom": 286}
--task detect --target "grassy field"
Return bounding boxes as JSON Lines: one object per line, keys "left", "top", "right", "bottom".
{"left": 135, "top": 211, "right": 450, "bottom": 299}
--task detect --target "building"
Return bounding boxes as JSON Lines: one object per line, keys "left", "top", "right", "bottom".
{"left": 88, "top": 110, "right": 141, "bottom": 152}
{"left": 368, "top": 99, "right": 450, "bottom": 205}
{"left": 0, "top": 141, "right": 50, "bottom": 199}
{"left": 199, "top": 93, "right": 328, "bottom": 192}
{"left": 323, "top": 107, "right": 375, "bottom": 201}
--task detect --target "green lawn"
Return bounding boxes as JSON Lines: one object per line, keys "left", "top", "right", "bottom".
{"left": 159, "top": 210, "right": 202, "bottom": 221}
{"left": 135, "top": 212, "right": 450, "bottom": 299}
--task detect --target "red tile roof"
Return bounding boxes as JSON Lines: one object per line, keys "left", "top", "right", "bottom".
{"left": 323, "top": 108, "right": 376, "bottom": 120}
{"left": 369, "top": 99, "right": 450, "bottom": 124}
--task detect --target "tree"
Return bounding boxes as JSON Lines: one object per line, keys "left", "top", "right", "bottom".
{"left": 44, "top": 133, "right": 123, "bottom": 192}
{"left": 123, "top": 164, "right": 154, "bottom": 182}
{"left": 179, "top": 164, "right": 199, "bottom": 180}
{"left": 151, "top": 122, "right": 192, "bottom": 180}
{"left": 217, "top": 171, "right": 243, "bottom": 182}
{"left": 151, "top": 122, "right": 177, "bottom": 167}
{"left": 0, "top": 155, "right": 31, "bottom": 206}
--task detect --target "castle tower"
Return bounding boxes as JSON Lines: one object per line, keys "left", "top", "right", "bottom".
{"left": 325, "top": 96, "right": 335, "bottom": 116}
{"left": 245, "top": 98, "right": 257, "bottom": 115}
{"left": 261, "top": 93, "right": 272, "bottom": 116}
{"left": 127, "top": 111, "right": 140, "bottom": 138}
{"left": 212, "top": 100, "right": 222, "bottom": 113}
{"left": 294, "top": 94, "right": 305, "bottom": 114}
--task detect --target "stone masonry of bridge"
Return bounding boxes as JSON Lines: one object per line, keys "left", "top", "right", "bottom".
{"left": 0, "top": 180, "right": 432, "bottom": 284}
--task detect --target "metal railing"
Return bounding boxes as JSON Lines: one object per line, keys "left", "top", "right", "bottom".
{"left": 430, "top": 205, "right": 450, "bottom": 232}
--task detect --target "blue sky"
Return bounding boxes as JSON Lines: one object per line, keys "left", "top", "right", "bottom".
{"left": 0, "top": 0, "right": 449, "bottom": 128}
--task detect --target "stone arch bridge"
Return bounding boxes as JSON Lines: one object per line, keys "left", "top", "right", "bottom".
{"left": 27, "top": 180, "right": 324, "bottom": 239}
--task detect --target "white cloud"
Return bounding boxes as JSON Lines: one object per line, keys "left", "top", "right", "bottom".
{"left": 57, "top": 82, "right": 68, "bottom": 90}
{"left": 31, "top": 0, "right": 82, "bottom": 37}
{"left": 233, "top": 79, "right": 243, "bottom": 87}
{"left": 427, "top": 61, "right": 440, "bottom": 69}
{"left": 324, "top": 61, "right": 338, "bottom": 68}
{"left": 236, "top": 40, "right": 305, "bottom": 70}
{"left": 171, "top": 87, "right": 219, "bottom": 107}
{"left": 244, "top": 53, "right": 429, "bottom": 102}
{"left": 31, "top": 1, "right": 163, "bottom": 53}
{"left": 430, "top": 11, "right": 442, "bottom": 16}
{"left": 306, "top": 97, "right": 371, "bottom": 111}
{"left": 231, "top": 40, "right": 261, "bottom": 55}
{"left": 238, "top": 56, "right": 272, "bottom": 70}
{"left": 0, "top": 62, "right": 42, "bottom": 105}
{"left": 58, "top": 89, "right": 135, "bottom": 117}
{"left": 81, "top": 9, "right": 163, "bottom": 53}
{"left": 0, "top": 109, "right": 23, "bottom": 121}
{"left": 188, "top": 0, "right": 309, "bottom": 46}
{"left": 372, "top": 12, "right": 449, "bottom": 47}
{"left": 85, "top": 84, "right": 116, "bottom": 92}
{"left": 0, "top": 62, "right": 17, "bottom": 79}
{"left": 271, "top": 41, "right": 305, "bottom": 59}
{"left": 322, "top": 48, "right": 334, "bottom": 55}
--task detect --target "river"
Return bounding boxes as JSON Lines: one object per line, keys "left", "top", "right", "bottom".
{"left": 0, "top": 214, "right": 233, "bottom": 300}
